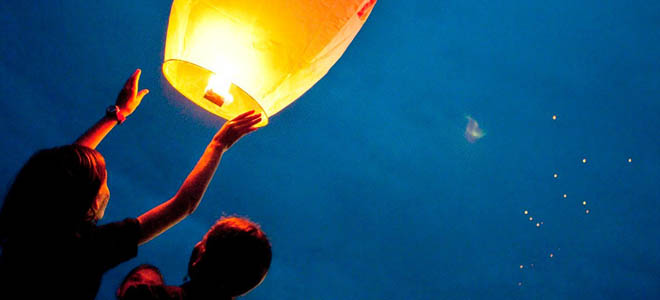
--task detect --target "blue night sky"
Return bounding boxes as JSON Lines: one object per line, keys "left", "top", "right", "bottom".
{"left": 1, "top": 1, "right": 659, "bottom": 299}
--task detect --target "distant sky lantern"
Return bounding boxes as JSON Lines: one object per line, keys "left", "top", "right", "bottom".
{"left": 464, "top": 116, "right": 485, "bottom": 143}
{"left": 163, "top": 0, "right": 377, "bottom": 126}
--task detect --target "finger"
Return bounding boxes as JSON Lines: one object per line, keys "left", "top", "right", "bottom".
{"left": 232, "top": 110, "right": 256, "bottom": 120}
{"left": 241, "top": 126, "right": 259, "bottom": 135}
{"left": 233, "top": 115, "right": 261, "bottom": 127}
{"left": 132, "top": 69, "right": 142, "bottom": 91}
{"left": 234, "top": 126, "right": 258, "bottom": 138}
{"left": 234, "top": 124, "right": 261, "bottom": 135}
{"left": 234, "top": 110, "right": 256, "bottom": 119}
{"left": 232, "top": 114, "right": 261, "bottom": 125}
{"left": 234, "top": 118, "right": 262, "bottom": 130}
{"left": 234, "top": 113, "right": 262, "bottom": 125}
{"left": 124, "top": 69, "right": 141, "bottom": 90}
{"left": 137, "top": 89, "right": 149, "bottom": 101}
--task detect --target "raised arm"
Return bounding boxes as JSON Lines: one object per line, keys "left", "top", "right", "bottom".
{"left": 75, "top": 69, "right": 149, "bottom": 149}
{"left": 136, "top": 111, "right": 262, "bottom": 245}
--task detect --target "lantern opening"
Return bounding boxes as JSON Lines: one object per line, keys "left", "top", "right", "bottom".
{"left": 163, "top": 59, "right": 268, "bottom": 127}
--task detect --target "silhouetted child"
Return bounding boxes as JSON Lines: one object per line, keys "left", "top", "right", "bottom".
{"left": 0, "top": 69, "right": 262, "bottom": 299}
{"left": 117, "top": 216, "right": 272, "bottom": 300}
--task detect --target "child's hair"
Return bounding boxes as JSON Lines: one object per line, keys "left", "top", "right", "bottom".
{"left": 0, "top": 144, "right": 106, "bottom": 244}
{"left": 188, "top": 216, "right": 272, "bottom": 297}
{"left": 116, "top": 264, "right": 166, "bottom": 299}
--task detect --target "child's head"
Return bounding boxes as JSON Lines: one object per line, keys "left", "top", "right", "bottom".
{"left": 188, "top": 216, "right": 272, "bottom": 297}
{"left": 0, "top": 144, "right": 108, "bottom": 241}
{"left": 116, "top": 264, "right": 165, "bottom": 299}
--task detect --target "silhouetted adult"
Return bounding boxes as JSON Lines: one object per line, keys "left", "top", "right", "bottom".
{"left": 0, "top": 69, "right": 262, "bottom": 299}
{"left": 117, "top": 216, "right": 272, "bottom": 300}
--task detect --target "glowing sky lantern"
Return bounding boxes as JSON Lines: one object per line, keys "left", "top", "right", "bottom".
{"left": 163, "top": 0, "right": 377, "bottom": 126}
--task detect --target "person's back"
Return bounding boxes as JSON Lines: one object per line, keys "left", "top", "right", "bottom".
{"left": 0, "top": 218, "right": 140, "bottom": 299}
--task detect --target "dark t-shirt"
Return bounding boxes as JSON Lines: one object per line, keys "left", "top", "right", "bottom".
{"left": 0, "top": 218, "right": 140, "bottom": 299}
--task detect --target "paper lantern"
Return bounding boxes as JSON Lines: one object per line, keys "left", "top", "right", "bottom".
{"left": 163, "top": 0, "right": 377, "bottom": 126}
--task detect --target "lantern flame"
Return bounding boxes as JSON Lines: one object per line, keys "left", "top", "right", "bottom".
{"left": 204, "top": 74, "right": 234, "bottom": 107}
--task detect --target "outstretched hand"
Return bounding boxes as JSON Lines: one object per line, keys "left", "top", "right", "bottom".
{"left": 116, "top": 69, "right": 149, "bottom": 117}
{"left": 213, "top": 110, "right": 262, "bottom": 150}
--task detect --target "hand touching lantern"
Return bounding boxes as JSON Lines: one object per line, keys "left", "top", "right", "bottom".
{"left": 213, "top": 110, "right": 262, "bottom": 150}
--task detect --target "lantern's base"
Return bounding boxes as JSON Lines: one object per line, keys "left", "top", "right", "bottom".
{"left": 163, "top": 59, "right": 268, "bottom": 127}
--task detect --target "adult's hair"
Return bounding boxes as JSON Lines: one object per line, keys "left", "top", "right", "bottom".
{"left": 188, "top": 216, "right": 272, "bottom": 297}
{"left": 0, "top": 144, "right": 106, "bottom": 244}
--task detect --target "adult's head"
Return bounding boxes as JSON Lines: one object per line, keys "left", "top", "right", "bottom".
{"left": 0, "top": 144, "right": 108, "bottom": 242}
{"left": 187, "top": 216, "right": 272, "bottom": 298}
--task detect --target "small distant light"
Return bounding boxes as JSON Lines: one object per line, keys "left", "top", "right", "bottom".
{"left": 563, "top": 194, "right": 567, "bottom": 198}
{"left": 582, "top": 158, "right": 587, "bottom": 164}
{"left": 530, "top": 264, "right": 535, "bottom": 267}
{"left": 628, "top": 158, "right": 632, "bottom": 163}
{"left": 529, "top": 217, "right": 533, "bottom": 221}
{"left": 552, "top": 115, "right": 557, "bottom": 120}
{"left": 549, "top": 253, "right": 554, "bottom": 258}
{"left": 554, "top": 173, "right": 558, "bottom": 178}
{"left": 536, "top": 223, "right": 541, "bottom": 227}
{"left": 520, "top": 265, "right": 524, "bottom": 269}
{"left": 540, "top": 221, "right": 544, "bottom": 225}
{"left": 585, "top": 209, "right": 590, "bottom": 214}
{"left": 524, "top": 210, "right": 528, "bottom": 215}
{"left": 518, "top": 282, "right": 523, "bottom": 286}
{"left": 582, "top": 201, "right": 587, "bottom": 206}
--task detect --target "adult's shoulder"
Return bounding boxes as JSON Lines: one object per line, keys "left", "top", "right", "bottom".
{"left": 82, "top": 217, "right": 141, "bottom": 271}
